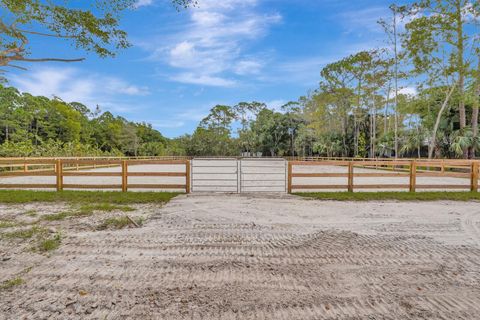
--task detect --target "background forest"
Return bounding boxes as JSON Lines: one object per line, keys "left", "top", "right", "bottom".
{"left": 0, "top": 1, "right": 479, "bottom": 159}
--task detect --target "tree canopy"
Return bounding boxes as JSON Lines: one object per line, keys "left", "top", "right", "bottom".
{"left": 0, "top": 0, "right": 196, "bottom": 72}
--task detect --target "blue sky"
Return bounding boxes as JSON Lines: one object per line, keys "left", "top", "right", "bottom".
{"left": 10, "top": 0, "right": 406, "bottom": 137}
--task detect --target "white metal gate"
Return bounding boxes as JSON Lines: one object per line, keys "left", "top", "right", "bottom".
{"left": 191, "top": 158, "right": 239, "bottom": 193}
{"left": 240, "top": 158, "right": 287, "bottom": 193}
{"left": 191, "top": 158, "right": 286, "bottom": 193}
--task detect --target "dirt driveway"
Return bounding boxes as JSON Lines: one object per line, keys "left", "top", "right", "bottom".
{"left": 1, "top": 194, "right": 480, "bottom": 319}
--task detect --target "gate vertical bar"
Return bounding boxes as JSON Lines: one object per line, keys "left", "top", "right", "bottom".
{"left": 237, "top": 159, "right": 241, "bottom": 193}
{"left": 287, "top": 161, "right": 292, "bottom": 194}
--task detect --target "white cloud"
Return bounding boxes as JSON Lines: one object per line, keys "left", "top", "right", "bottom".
{"left": 266, "top": 99, "right": 287, "bottom": 112}
{"left": 399, "top": 87, "right": 418, "bottom": 97}
{"left": 170, "top": 73, "right": 236, "bottom": 87}
{"left": 338, "top": 7, "right": 388, "bottom": 35}
{"left": 134, "top": 0, "right": 153, "bottom": 8}
{"left": 144, "top": 0, "right": 281, "bottom": 86}
{"left": 234, "top": 59, "right": 264, "bottom": 75}
{"left": 11, "top": 67, "right": 149, "bottom": 113}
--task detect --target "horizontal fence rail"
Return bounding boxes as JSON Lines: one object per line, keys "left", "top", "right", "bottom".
{"left": 288, "top": 160, "right": 480, "bottom": 193}
{"left": 0, "top": 159, "right": 190, "bottom": 193}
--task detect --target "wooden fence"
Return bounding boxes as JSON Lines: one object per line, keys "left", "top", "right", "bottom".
{"left": 0, "top": 157, "right": 479, "bottom": 194}
{"left": 288, "top": 160, "right": 480, "bottom": 193}
{"left": 0, "top": 159, "right": 190, "bottom": 193}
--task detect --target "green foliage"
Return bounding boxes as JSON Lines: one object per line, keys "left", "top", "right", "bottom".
{"left": 0, "top": 85, "right": 169, "bottom": 157}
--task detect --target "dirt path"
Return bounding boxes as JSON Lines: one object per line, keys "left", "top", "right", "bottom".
{"left": 1, "top": 194, "right": 480, "bottom": 319}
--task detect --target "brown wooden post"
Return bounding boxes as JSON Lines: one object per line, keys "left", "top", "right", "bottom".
{"left": 287, "top": 161, "right": 293, "bottom": 194}
{"left": 441, "top": 159, "right": 445, "bottom": 174}
{"left": 56, "top": 159, "right": 63, "bottom": 191}
{"left": 347, "top": 162, "right": 354, "bottom": 192}
{"left": 409, "top": 160, "right": 416, "bottom": 192}
{"left": 122, "top": 160, "right": 128, "bottom": 192}
{"left": 471, "top": 161, "right": 479, "bottom": 192}
{"left": 185, "top": 160, "right": 191, "bottom": 194}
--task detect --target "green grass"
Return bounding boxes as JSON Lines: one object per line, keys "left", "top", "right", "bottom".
{"left": 2, "top": 226, "right": 48, "bottom": 239}
{"left": 0, "top": 220, "right": 18, "bottom": 228}
{"left": 42, "top": 211, "right": 71, "bottom": 221}
{"left": 23, "top": 210, "right": 38, "bottom": 217}
{"left": 296, "top": 191, "right": 480, "bottom": 201}
{"left": 77, "top": 203, "right": 136, "bottom": 216}
{"left": 98, "top": 216, "right": 144, "bottom": 230}
{"left": 41, "top": 204, "right": 136, "bottom": 221}
{"left": 0, "top": 277, "right": 24, "bottom": 290}
{"left": 37, "top": 233, "right": 62, "bottom": 252}
{"left": 0, "top": 190, "right": 180, "bottom": 204}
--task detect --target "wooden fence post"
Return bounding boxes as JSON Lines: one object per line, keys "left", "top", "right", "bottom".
{"left": 186, "top": 160, "right": 191, "bottom": 194}
{"left": 56, "top": 159, "right": 63, "bottom": 191}
{"left": 122, "top": 160, "right": 128, "bottom": 192}
{"left": 471, "top": 161, "right": 479, "bottom": 192}
{"left": 409, "top": 160, "right": 416, "bottom": 192}
{"left": 287, "top": 162, "right": 292, "bottom": 194}
{"left": 347, "top": 162, "right": 354, "bottom": 192}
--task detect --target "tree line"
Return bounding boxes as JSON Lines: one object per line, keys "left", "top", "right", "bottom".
{"left": 0, "top": 85, "right": 174, "bottom": 157}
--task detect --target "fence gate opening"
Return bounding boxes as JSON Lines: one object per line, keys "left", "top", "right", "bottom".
{"left": 191, "top": 158, "right": 287, "bottom": 193}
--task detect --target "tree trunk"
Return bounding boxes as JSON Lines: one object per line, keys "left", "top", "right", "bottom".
{"left": 393, "top": 8, "right": 399, "bottom": 158}
{"left": 372, "top": 96, "right": 376, "bottom": 158}
{"left": 455, "top": 0, "right": 467, "bottom": 157}
{"left": 471, "top": 57, "right": 479, "bottom": 158}
{"left": 428, "top": 82, "right": 458, "bottom": 159}
{"left": 384, "top": 85, "right": 391, "bottom": 135}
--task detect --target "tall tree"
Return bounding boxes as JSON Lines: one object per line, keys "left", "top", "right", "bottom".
{"left": 401, "top": 0, "right": 479, "bottom": 158}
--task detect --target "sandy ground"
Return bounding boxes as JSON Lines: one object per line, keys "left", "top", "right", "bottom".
{"left": 1, "top": 194, "right": 480, "bottom": 319}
